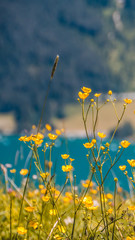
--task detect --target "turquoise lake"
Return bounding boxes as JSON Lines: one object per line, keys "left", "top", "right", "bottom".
{"left": 0, "top": 135, "right": 134, "bottom": 193}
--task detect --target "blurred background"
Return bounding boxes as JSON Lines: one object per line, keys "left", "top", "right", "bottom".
{"left": 0, "top": 0, "right": 135, "bottom": 135}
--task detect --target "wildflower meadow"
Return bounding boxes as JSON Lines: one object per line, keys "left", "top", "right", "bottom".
{"left": 0, "top": 56, "right": 135, "bottom": 240}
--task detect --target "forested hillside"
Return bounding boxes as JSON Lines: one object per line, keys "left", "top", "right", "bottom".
{"left": 0, "top": 0, "right": 135, "bottom": 131}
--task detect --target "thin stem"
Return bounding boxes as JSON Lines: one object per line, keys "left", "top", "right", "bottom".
{"left": 10, "top": 195, "right": 12, "bottom": 240}
{"left": 17, "top": 155, "right": 33, "bottom": 230}
{"left": 112, "top": 180, "right": 117, "bottom": 240}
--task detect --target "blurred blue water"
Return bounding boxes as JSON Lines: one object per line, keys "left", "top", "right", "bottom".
{"left": 0, "top": 135, "right": 134, "bottom": 193}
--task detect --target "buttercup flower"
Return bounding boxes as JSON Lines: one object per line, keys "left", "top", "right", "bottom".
{"left": 107, "top": 208, "right": 113, "bottom": 214}
{"left": 97, "top": 132, "right": 106, "bottom": 139}
{"left": 36, "top": 133, "right": 44, "bottom": 139}
{"left": 106, "top": 193, "right": 113, "bottom": 199}
{"left": 69, "top": 158, "right": 75, "bottom": 162}
{"left": 10, "top": 169, "right": 16, "bottom": 173}
{"left": 119, "top": 165, "right": 126, "bottom": 171}
{"left": 128, "top": 206, "right": 135, "bottom": 210}
{"left": 83, "top": 142, "right": 94, "bottom": 148}
{"left": 39, "top": 184, "right": 44, "bottom": 189}
{"left": 18, "top": 136, "right": 27, "bottom": 141}
{"left": 24, "top": 206, "right": 36, "bottom": 212}
{"left": 121, "top": 140, "right": 130, "bottom": 148}
{"left": 127, "top": 159, "right": 135, "bottom": 167}
{"left": 61, "top": 154, "right": 70, "bottom": 159}
{"left": 100, "top": 146, "right": 105, "bottom": 150}
{"left": 55, "top": 129, "right": 61, "bottom": 135}
{"left": 29, "top": 221, "right": 38, "bottom": 229}
{"left": 45, "top": 124, "right": 52, "bottom": 131}
{"left": 54, "top": 234, "right": 63, "bottom": 239}
{"left": 34, "top": 139, "right": 43, "bottom": 146}
{"left": 20, "top": 169, "right": 28, "bottom": 176}
{"left": 48, "top": 133, "right": 57, "bottom": 140}
{"left": 42, "top": 196, "right": 50, "bottom": 202}
{"left": 94, "top": 93, "right": 101, "bottom": 97}
{"left": 124, "top": 98, "right": 132, "bottom": 104}
{"left": 82, "top": 180, "right": 93, "bottom": 188}
{"left": 108, "top": 90, "right": 112, "bottom": 95}
{"left": 62, "top": 165, "right": 73, "bottom": 172}
{"left": 17, "top": 227, "right": 27, "bottom": 235}
{"left": 78, "top": 91, "right": 89, "bottom": 99}
{"left": 49, "top": 209, "right": 56, "bottom": 215}
{"left": 40, "top": 172, "right": 50, "bottom": 179}
{"left": 58, "top": 225, "right": 66, "bottom": 233}
{"left": 92, "top": 139, "right": 96, "bottom": 144}
{"left": 81, "top": 86, "right": 92, "bottom": 93}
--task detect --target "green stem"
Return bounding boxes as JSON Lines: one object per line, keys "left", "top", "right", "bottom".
{"left": 112, "top": 180, "right": 117, "bottom": 240}
{"left": 17, "top": 155, "right": 33, "bottom": 233}
{"left": 10, "top": 195, "right": 12, "bottom": 240}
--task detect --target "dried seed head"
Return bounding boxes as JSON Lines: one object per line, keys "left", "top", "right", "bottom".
{"left": 51, "top": 55, "right": 59, "bottom": 79}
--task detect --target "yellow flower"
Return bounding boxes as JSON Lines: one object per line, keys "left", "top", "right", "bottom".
{"left": 36, "top": 133, "right": 44, "bottom": 139}
{"left": 61, "top": 154, "right": 70, "bottom": 159}
{"left": 87, "top": 206, "right": 98, "bottom": 210}
{"left": 54, "top": 234, "right": 63, "bottom": 239}
{"left": 105, "top": 142, "right": 110, "bottom": 148}
{"left": 69, "top": 158, "right": 75, "bottom": 162}
{"left": 119, "top": 165, "right": 126, "bottom": 171}
{"left": 32, "top": 125, "right": 36, "bottom": 129}
{"left": 24, "top": 206, "right": 36, "bottom": 212}
{"left": 49, "top": 209, "right": 57, "bottom": 215}
{"left": 20, "top": 169, "right": 28, "bottom": 176}
{"left": 55, "top": 129, "right": 61, "bottom": 135}
{"left": 106, "top": 193, "right": 113, "bottom": 199}
{"left": 90, "top": 189, "right": 97, "bottom": 194}
{"left": 17, "top": 227, "right": 27, "bottom": 235}
{"left": 100, "top": 146, "right": 105, "bottom": 150}
{"left": 83, "top": 196, "right": 93, "bottom": 208}
{"left": 127, "top": 159, "right": 135, "bottom": 167}
{"left": 83, "top": 142, "right": 94, "bottom": 148}
{"left": 58, "top": 225, "right": 66, "bottom": 233}
{"left": 62, "top": 165, "right": 73, "bottom": 172}
{"left": 78, "top": 91, "right": 89, "bottom": 99}
{"left": 18, "top": 136, "right": 27, "bottom": 141}
{"left": 42, "top": 195, "right": 50, "bottom": 202}
{"left": 94, "top": 93, "right": 101, "bottom": 97}
{"left": 10, "top": 169, "right": 16, "bottom": 173}
{"left": 48, "top": 133, "right": 57, "bottom": 140}
{"left": 128, "top": 206, "right": 135, "bottom": 210}
{"left": 41, "top": 189, "right": 47, "bottom": 194}
{"left": 45, "top": 124, "right": 52, "bottom": 131}
{"left": 82, "top": 180, "right": 93, "bottom": 188}
{"left": 108, "top": 90, "right": 112, "bottom": 95}
{"left": 65, "top": 192, "right": 73, "bottom": 200}
{"left": 124, "top": 98, "right": 132, "bottom": 104}
{"left": 92, "top": 139, "right": 96, "bottom": 144}
{"left": 81, "top": 87, "right": 92, "bottom": 93}
{"left": 40, "top": 172, "right": 50, "bottom": 179}
{"left": 29, "top": 221, "right": 38, "bottom": 229}
{"left": 45, "top": 143, "right": 49, "bottom": 148}
{"left": 107, "top": 208, "right": 113, "bottom": 214}
{"left": 39, "top": 184, "right": 44, "bottom": 189}
{"left": 35, "top": 139, "right": 43, "bottom": 146}
{"left": 121, "top": 140, "right": 130, "bottom": 148}
{"left": 97, "top": 132, "right": 106, "bottom": 139}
